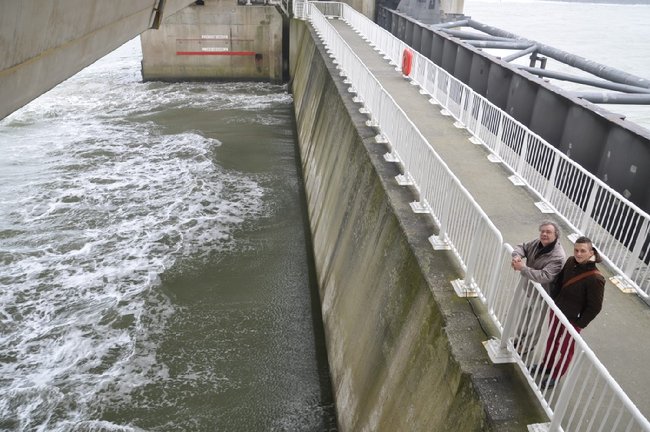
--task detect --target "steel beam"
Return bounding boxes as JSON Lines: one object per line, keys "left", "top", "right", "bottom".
{"left": 467, "top": 19, "right": 650, "bottom": 90}
{"left": 571, "top": 92, "right": 650, "bottom": 105}
{"left": 519, "top": 67, "right": 650, "bottom": 94}
{"left": 440, "top": 29, "right": 513, "bottom": 42}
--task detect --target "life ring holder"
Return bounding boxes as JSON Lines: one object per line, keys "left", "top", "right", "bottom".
{"left": 401, "top": 48, "right": 413, "bottom": 76}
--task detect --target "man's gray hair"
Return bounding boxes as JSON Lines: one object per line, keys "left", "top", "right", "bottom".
{"left": 539, "top": 220, "right": 560, "bottom": 237}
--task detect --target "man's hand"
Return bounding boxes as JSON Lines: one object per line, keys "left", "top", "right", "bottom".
{"left": 511, "top": 255, "right": 525, "bottom": 271}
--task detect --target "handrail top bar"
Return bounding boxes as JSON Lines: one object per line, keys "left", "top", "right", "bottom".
{"left": 308, "top": 3, "right": 504, "bottom": 246}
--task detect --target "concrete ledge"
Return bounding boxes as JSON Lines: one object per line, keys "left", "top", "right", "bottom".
{"left": 290, "top": 19, "right": 545, "bottom": 431}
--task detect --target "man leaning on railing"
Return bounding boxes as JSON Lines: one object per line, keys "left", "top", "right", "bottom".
{"left": 540, "top": 236, "right": 605, "bottom": 388}
{"left": 511, "top": 221, "right": 566, "bottom": 355}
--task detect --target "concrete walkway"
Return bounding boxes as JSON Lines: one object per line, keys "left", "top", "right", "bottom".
{"left": 329, "top": 18, "right": 650, "bottom": 418}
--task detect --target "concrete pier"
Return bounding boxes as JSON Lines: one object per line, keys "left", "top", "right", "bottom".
{"left": 140, "top": 0, "right": 285, "bottom": 82}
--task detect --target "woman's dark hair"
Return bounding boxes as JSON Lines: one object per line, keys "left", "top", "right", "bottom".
{"left": 575, "top": 236, "right": 602, "bottom": 263}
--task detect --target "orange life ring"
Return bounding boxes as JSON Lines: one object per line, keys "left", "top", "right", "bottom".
{"left": 401, "top": 49, "right": 413, "bottom": 76}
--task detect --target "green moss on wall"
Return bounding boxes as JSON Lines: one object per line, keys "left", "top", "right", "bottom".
{"left": 289, "top": 18, "right": 545, "bottom": 432}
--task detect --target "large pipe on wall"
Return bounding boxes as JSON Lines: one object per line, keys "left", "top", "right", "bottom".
{"left": 380, "top": 7, "right": 650, "bottom": 215}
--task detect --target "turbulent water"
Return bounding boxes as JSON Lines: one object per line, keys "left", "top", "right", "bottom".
{"left": 2, "top": 2, "right": 650, "bottom": 430}
{"left": 0, "top": 39, "right": 336, "bottom": 431}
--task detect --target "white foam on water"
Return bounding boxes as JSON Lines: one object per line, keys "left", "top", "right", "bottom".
{"left": 0, "top": 37, "right": 286, "bottom": 430}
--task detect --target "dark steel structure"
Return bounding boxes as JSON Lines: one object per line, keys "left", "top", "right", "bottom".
{"left": 377, "top": 7, "right": 650, "bottom": 215}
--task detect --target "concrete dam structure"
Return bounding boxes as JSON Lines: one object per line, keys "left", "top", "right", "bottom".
{"left": 288, "top": 19, "right": 543, "bottom": 431}
{"left": 4, "top": 0, "right": 650, "bottom": 430}
{"left": 140, "top": 0, "right": 286, "bottom": 81}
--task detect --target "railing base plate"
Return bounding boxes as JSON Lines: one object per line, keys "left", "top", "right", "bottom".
{"left": 534, "top": 201, "right": 555, "bottom": 214}
{"left": 451, "top": 279, "right": 479, "bottom": 298}
{"left": 469, "top": 136, "right": 482, "bottom": 145}
{"left": 374, "top": 134, "right": 388, "bottom": 144}
{"left": 453, "top": 121, "right": 465, "bottom": 129}
{"left": 610, "top": 275, "right": 638, "bottom": 294}
{"left": 487, "top": 154, "right": 501, "bottom": 163}
{"left": 383, "top": 152, "right": 400, "bottom": 163}
{"left": 508, "top": 175, "right": 525, "bottom": 186}
{"left": 527, "top": 423, "right": 550, "bottom": 432}
{"left": 396, "top": 174, "right": 414, "bottom": 186}
{"left": 483, "top": 339, "right": 515, "bottom": 364}
{"left": 409, "top": 201, "right": 430, "bottom": 214}
{"left": 429, "top": 235, "right": 451, "bottom": 250}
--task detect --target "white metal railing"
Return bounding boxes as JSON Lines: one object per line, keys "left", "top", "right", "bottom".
{"left": 292, "top": 0, "right": 307, "bottom": 19}
{"left": 335, "top": 1, "right": 650, "bottom": 301}
{"left": 299, "top": 3, "right": 650, "bottom": 430}
{"left": 308, "top": 1, "right": 502, "bottom": 305}
{"left": 490, "top": 247, "right": 650, "bottom": 431}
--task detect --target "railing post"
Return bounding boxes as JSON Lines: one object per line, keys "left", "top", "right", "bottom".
{"left": 493, "top": 112, "right": 504, "bottom": 155}
{"left": 429, "top": 176, "right": 453, "bottom": 250}
{"left": 464, "top": 92, "right": 476, "bottom": 133}
{"left": 444, "top": 76, "right": 451, "bottom": 111}
{"left": 577, "top": 182, "right": 598, "bottom": 235}
{"left": 452, "top": 223, "right": 480, "bottom": 297}
{"left": 500, "top": 281, "right": 524, "bottom": 347}
{"left": 473, "top": 99, "right": 484, "bottom": 142}
{"left": 484, "top": 275, "right": 523, "bottom": 364}
{"left": 625, "top": 218, "right": 650, "bottom": 275}
{"left": 456, "top": 87, "right": 467, "bottom": 125}
{"left": 547, "top": 350, "right": 586, "bottom": 431}
{"left": 431, "top": 67, "right": 440, "bottom": 104}
{"left": 421, "top": 60, "right": 428, "bottom": 92}
{"left": 516, "top": 132, "right": 530, "bottom": 175}
{"left": 543, "top": 152, "right": 561, "bottom": 202}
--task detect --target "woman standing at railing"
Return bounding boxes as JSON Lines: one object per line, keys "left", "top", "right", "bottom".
{"left": 542, "top": 236, "right": 605, "bottom": 388}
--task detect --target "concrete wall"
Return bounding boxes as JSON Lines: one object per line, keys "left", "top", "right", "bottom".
{"left": 290, "top": 19, "right": 544, "bottom": 431}
{"left": 0, "top": 0, "right": 195, "bottom": 120}
{"left": 140, "top": 0, "right": 284, "bottom": 82}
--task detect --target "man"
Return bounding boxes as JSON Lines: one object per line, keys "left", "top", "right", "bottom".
{"left": 512, "top": 221, "right": 566, "bottom": 293}
{"left": 511, "top": 221, "right": 566, "bottom": 355}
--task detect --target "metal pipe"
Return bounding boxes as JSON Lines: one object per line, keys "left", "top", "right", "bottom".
{"left": 466, "top": 40, "right": 536, "bottom": 50}
{"left": 430, "top": 19, "right": 469, "bottom": 29}
{"left": 519, "top": 66, "right": 650, "bottom": 94}
{"left": 501, "top": 45, "right": 538, "bottom": 63}
{"left": 570, "top": 92, "right": 650, "bottom": 105}
{"left": 440, "top": 29, "right": 513, "bottom": 42}
{"left": 467, "top": 19, "right": 650, "bottom": 90}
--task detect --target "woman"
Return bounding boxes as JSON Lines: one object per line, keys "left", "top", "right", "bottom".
{"left": 542, "top": 236, "right": 605, "bottom": 388}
